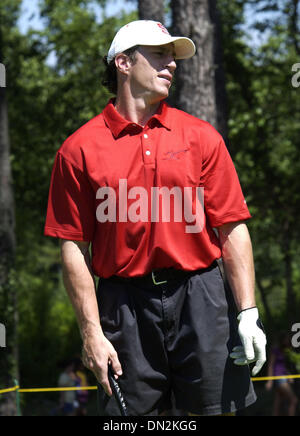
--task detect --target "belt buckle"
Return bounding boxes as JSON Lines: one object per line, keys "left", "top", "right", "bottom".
{"left": 152, "top": 271, "right": 168, "bottom": 285}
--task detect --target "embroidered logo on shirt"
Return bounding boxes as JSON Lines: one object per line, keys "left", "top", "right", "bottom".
{"left": 162, "top": 148, "right": 190, "bottom": 161}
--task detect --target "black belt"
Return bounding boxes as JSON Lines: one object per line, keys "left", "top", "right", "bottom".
{"left": 105, "top": 260, "right": 218, "bottom": 288}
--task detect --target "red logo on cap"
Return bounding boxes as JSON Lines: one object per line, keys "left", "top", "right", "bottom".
{"left": 157, "top": 22, "right": 170, "bottom": 35}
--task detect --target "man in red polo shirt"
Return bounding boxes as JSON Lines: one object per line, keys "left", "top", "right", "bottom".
{"left": 45, "top": 20, "right": 266, "bottom": 416}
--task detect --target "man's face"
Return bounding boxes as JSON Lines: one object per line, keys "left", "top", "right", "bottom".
{"left": 128, "top": 44, "right": 177, "bottom": 103}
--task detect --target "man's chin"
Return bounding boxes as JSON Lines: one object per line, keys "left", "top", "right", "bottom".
{"left": 145, "top": 87, "right": 170, "bottom": 105}
{"left": 153, "top": 88, "right": 170, "bottom": 102}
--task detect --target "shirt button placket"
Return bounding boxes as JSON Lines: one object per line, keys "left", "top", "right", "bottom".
{"left": 142, "top": 131, "right": 153, "bottom": 164}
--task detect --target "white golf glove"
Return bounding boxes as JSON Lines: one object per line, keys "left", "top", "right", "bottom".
{"left": 230, "top": 307, "right": 267, "bottom": 376}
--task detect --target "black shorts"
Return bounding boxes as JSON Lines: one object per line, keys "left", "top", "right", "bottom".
{"left": 96, "top": 261, "right": 256, "bottom": 416}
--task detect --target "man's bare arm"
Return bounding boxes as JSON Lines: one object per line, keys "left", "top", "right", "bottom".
{"left": 60, "top": 239, "right": 122, "bottom": 395}
{"left": 217, "top": 221, "right": 256, "bottom": 312}
{"left": 217, "top": 222, "right": 267, "bottom": 375}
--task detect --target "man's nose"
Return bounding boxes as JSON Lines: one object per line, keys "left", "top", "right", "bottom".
{"left": 166, "top": 56, "right": 177, "bottom": 73}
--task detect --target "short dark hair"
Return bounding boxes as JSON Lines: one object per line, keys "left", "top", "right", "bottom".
{"left": 102, "top": 46, "right": 139, "bottom": 95}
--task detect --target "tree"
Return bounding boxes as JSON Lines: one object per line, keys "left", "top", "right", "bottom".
{"left": 208, "top": 0, "right": 228, "bottom": 144}
{"left": 138, "top": 0, "right": 165, "bottom": 23}
{"left": 170, "top": 0, "right": 228, "bottom": 141}
{"left": 0, "top": 1, "right": 19, "bottom": 416}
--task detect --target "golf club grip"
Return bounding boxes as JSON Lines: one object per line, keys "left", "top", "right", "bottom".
{"left": 108, "top": 365, "right": 128, "bottom": 416}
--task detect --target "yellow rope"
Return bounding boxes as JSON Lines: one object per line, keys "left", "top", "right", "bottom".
{"left": 251, "top": 374, "right": 300, "bottom": 382}
{"left": 1, "top": 374, "right": 300, "bottom": 395}
{"left": 19, "top": 386, "right": 97, "bottom": 393}
{"left": 0, "top": 385, "right": 96, "bottom": 394}
{"left": 0, "top": 385, "right": 20, "bottom": 394}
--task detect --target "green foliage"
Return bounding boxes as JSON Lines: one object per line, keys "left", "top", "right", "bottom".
{"left": 220, "top": 0, "right": 300, "bottom": 329}
{"left": 16, "top": 240, "right": 78, "bottom": 387}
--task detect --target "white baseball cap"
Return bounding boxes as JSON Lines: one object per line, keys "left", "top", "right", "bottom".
{"left": 107, "top": 20, "right": 196, "bottom": 63}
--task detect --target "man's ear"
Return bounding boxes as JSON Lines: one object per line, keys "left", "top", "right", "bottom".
{"left": 115, "top": 53, "right": 132, "bottom": 75}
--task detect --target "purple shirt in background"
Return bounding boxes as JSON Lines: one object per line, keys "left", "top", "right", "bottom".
{"left": 273, "top": 347, "right": 288, "bottom": 376}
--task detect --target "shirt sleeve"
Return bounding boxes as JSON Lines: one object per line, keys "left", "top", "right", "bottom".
{"left": 201, "top": 137, "right": 252, "bottom": 228}
{"left": 44, "top": 152, "right": 96, "bottom": 241}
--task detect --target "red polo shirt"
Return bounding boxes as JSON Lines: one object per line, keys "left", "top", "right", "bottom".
{"left": 44, "top": 99, "right": 251, "bottom": 278}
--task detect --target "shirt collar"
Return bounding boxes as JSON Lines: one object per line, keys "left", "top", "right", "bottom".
{"left": 102, "top": 99, "right": 171, "bottom": 138}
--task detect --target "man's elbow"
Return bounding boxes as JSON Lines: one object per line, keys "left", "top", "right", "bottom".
{"left": 60, "top": 239, "right": 91, "bottom": 268}
{"left": 217, "top": 220, "right": 247, "bottom": 237}
{"left": 217, "top": 221, "right": 251, "bottom": 249}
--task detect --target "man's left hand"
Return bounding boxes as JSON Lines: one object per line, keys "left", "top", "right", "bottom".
{"left": 230, "top": 307, "right": 267, "bottom": 376}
